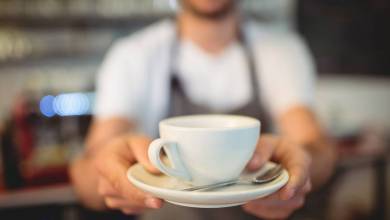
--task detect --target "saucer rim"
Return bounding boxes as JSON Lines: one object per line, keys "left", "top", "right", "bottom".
{"left": 127, "top": 162, "right": 289, "bottom": 198}
{"left": 166, "top": 200, "right": 246, "bottom": 208}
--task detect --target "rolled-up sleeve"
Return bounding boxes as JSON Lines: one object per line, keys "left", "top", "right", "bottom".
{"left": 94, "top": 39, "right": 146, "bottom": 121}
{"left": 256, "top": 31, "right": 316, "bottom": 118}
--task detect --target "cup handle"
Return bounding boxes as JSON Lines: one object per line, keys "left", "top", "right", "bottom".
{"left": 148, "top": 138, "right": 191, "bottom": 181}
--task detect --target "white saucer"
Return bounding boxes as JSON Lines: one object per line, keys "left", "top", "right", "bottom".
{"left": 127, "top": 162, "right": 289, "bottom": 208}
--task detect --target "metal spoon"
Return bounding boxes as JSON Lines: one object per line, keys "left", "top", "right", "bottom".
{"left": 182, "top": 165, "right": 284, "bottom": 191}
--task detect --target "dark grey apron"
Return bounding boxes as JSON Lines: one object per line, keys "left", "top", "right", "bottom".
{"left": 139, "top": 21, "right": 272, "bottom": 220}
{"left": 167, "top": 23, "right": 271, "bottom": 130}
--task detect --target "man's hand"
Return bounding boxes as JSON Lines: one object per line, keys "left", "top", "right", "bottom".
{"left": 92, "top": 134, "right": 164, "bottom": 214}
{"left": 243, "top": 135, "right": 312, "bottom": 219}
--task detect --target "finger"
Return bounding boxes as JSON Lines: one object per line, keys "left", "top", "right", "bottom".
{"left": 280, "top": 162, "right": 309, "bottom": 200}
{"left": 96, "top": 150, "right": 163, "bottom": 209}
{"left": 275, "top": 143, "right": 311, "bottom": 200}
{"left": 128, "top": 135, "right": 161, "bottom": 174}
{"left": 111, "top": 162, "right": 162, "bottom": 209}
{"left": 247, "top": 135, "right": 276, "bottom": 171}
{"left": 279, "top": 178, "right": 310, "bottom": 201}
{"left": 98, "top": 177, "right": 121, "bottom": 197}
{"left": 105, "top": 197, "right": 145, "bottom": 211}
{"left": 105, "top": 197, "right": 127, "bottom": 209}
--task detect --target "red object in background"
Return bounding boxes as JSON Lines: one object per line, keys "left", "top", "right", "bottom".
{"left": 336, "top": 134, "right": 360, "bottom": 156}
{"left": 24, "top": 165, "right": 69, "bottom": 187}
{"left": 13, "top": 96, "right": 69, "bottom": 187}
{"left": 12, "top": 96, "right": 34, "bottom": 161}
{"left": 1, "top": 94, "right": 70, "bottom": 189}
{"left": 0, "top": 171, "right": 4, "bottom": 192}
{"left": 336, "top": 126, "right": 388, "bottom": 159}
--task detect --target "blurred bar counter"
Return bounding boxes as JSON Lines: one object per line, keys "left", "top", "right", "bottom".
{"left": 0, "top": 184, "right": 133, "bottom": 220}
{"left": 0, "top": 184, "right": 75, "bottom": 208}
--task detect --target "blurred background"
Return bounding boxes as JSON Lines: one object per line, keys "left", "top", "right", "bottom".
{"left": 0, "top": 0, "right": 389, "bottom": 219}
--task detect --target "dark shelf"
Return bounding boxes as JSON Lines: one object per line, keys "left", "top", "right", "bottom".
{"left": 0, "top": 14, "right": 171, "bottom": 29}
{"left": 0, "top": 54, "right": 103, "bottom": 69}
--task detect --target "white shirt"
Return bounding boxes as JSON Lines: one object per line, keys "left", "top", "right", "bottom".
{"left": 94, "top": 20, "right": 316, "bottom": 137}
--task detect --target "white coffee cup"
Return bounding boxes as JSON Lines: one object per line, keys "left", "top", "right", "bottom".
{"left": 148, "top": 114, "right": 260, "bottom": 186}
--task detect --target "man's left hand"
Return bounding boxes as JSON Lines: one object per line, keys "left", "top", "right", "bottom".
{"left": 243, "top": 135, "right": 312, "bottom": 219}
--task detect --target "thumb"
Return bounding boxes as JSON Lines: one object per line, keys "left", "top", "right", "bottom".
{"left": 127, "top": 134, "right": 161, "bottom": 174}
{"left": 246, "top": 135, "right": 276, "bottom": 171}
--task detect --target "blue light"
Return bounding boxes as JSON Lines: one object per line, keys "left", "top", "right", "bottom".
{"left": 53, "top": 93, "right": 90, "bottom": 116}
{"left": 40, "top": 95, "right": 56, "bottom": 117}
{"left": 39, "top": 92, "right": 94, "bottom": 117}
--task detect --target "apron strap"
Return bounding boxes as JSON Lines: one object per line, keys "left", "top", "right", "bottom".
{"left": 167, "top": 18, "right": 263, "bottom": 117}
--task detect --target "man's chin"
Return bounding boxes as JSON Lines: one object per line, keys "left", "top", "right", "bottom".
{"left": 181, "top": 0, "right": 237, "bottom": 20}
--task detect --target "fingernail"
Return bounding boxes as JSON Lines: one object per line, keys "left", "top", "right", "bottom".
{"left": 145, "top": 198, "right": 161, "bottom": 209}
{"left": 148, "top": 165, "right": 161, "bottom": 174}
{"left": 249, "top": 156, "right": 261, "bottom": 168}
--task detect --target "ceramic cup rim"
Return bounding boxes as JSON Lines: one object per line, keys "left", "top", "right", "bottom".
{"left": 159, "top": 114, "right": 260, "bottom": 132}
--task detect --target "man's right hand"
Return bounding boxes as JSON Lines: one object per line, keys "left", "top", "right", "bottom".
{"left": 92, "top": 134, "right": 163, "bottom": 214}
